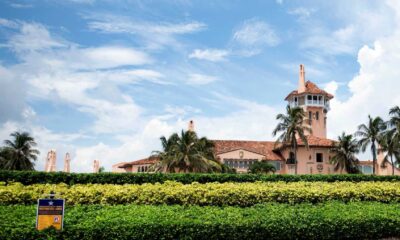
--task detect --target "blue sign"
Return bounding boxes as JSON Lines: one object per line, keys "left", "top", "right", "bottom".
{"left": 36, "top": 199, "right": 65, "bottom": 230}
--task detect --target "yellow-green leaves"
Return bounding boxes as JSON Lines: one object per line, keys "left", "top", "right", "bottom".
{"left": 2, "top": 181, "right": 400, "bottom": 206}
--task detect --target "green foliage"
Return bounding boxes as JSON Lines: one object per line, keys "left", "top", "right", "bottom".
{"left": 3, "top": 181, "right": 400, "bottom": 206}
{"left": 1, "top": 202, "right": 400, "bottom": 240}
{"left": 330, "top": 132, "right": 360, "bottom": 173}
{"left": 3, "top": 171, "right": 400, "bottom": 185}
{"left": 273, "top": 106, "right": 311, "bottom": 174}
{"left": 0, "top": 131, "right": 40, "bottom": 171}
{"left": 152, "top": 130, "right": 223, "bottom": 173}
{"left": 248, "top": 161, "right": 276, "bottom": 174}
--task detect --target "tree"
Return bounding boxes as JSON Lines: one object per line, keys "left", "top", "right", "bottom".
{"left": 355, "top": 115, "right": 386, "bottom": 175}
{"left": 379, "top": 130, "right": 400, "bottom": 175}
{"left": 98, "top": 166, "right": 105, "bottom": 173}
{"left": 152, "top": 130, "right": 222, "bottom": 173}
{"left": 0, "top": 132, "right": 40, "bottom": 171}
{"left": 248, "top": 161, "right": 276, "bottom": 174}
{"left": 330, "top": 132, "right": 360, "bottom": 174}
{"left": 273, "top": 106, "right": 311, "bottom": 174}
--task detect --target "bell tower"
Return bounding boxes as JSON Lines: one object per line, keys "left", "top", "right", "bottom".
{"left": 285, "top": 65, "right": 334, "bottom": 139}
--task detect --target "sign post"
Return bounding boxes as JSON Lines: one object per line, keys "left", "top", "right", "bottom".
{"left": 36, "top": 193, "right": 65, "bottom": 231}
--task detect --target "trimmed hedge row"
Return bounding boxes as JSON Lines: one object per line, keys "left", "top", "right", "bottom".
{"left": 2, "top": 181, "right": 400, "bottom": 205}
{"left": 2, "top": 170, "right": 400, "bottom": 185}
{"left": 1, "top": 202, "right": 400, "bottom": 240}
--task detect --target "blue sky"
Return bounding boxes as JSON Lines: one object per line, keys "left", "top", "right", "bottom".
{"left": 1, "top": 0, "right": 400, "bottom": 172}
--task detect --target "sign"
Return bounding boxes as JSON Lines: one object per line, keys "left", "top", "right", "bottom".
{"left": 36, "top": 199, "right": 65, "bottom": 230}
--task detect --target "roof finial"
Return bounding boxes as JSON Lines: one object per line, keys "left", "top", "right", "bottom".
{"left": 188, "top": 120, "right": 195, "bottom": 132}
{"left": 298, "top": 64, "right": 306, "bottom": 93}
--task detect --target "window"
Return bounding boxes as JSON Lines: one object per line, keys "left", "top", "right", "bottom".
{"left": 316, "top": 153, "right": 323, "bottom": 163}
{"left": 270, "top": 161, "right": 281, "bottom": 171}
{"left": 316, "top": 111, "right": 319, "bottom": 120}
{"left": 358, "top": 165, "right": 373, "bottom": 174}
{"left": 307, "top": 95, "right": 312, "bottom": 100}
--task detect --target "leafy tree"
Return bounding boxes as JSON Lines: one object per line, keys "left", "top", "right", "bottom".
{"left": 379, "top": 130, "right": 400, "bottom": 175}
{"left": 248, "top": 161, "right": 276, "bottom": 174}
{"left": 330, "top": 132, "right": 360, "bottom": 174}
{"left": 152, "top": 130, "right": 222, "bottom": 173}
{"left": 273, "top": 106, "right": 311, "bottom": 174}
{"left": 0, "top": 132, "right": 40, "bottom": 171}
{"left": 355, "top": 115, "right": 386, "bottom": 175}
{"left": 98, "top": 166, "right": 106, "bottom": 173}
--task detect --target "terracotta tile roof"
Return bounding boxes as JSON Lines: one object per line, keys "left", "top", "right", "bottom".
{"left": 296, "top": 135, "right": 336, "bottom": 147}
{"left": 213, "top": 140, "right": 284, "bottom": 161}
{"left": 285, "top": 81, "right": 334, "bottom": 100}
{"left": 118, "top": 157, "right": 158, "bottom": 168}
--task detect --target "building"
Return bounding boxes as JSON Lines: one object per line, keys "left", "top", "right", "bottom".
{"left": 113, "top": 65, "right": 400, "bottom": 175}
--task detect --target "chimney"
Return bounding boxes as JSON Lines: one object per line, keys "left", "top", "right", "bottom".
{"left": 298, "top": 64, "right": 306, "bottom": 93}
{"left": 64, "top": 153, "right": 71, "bottom": 173}
{"left": 188, "top": 120, "right": 195, "bottom": 132}
{"left": 93, "top": 160, "right": 100, "bottom": 173}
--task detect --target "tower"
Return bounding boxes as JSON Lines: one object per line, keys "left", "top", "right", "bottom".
{"left": 285, "top": 64, "right": 334, "bottom": 138}
{"left": 93, "top": 160, "right": 100, "bottom": 173}
{"left": 45, "top": 150, "right": 57, "bottom": 172}
{"left": 64, "top": 153, "right": 71, "bottom": 173}
{"left": 188, "top": 120, "right": 195, "bottom": 132}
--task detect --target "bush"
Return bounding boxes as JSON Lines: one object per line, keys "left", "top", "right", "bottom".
{"left": 1, "top": 202, "right": 400, "bottom": 240}
{"left": 2, "top": 170, "right": 400, "bottom": 185}
{"left": 2, "top": 181, "right": 400, "bottom": 206}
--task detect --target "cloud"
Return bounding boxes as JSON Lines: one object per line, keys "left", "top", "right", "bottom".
{"left": 233, "top": 18, "right": 280, "bottom": 47}
{"left": 288, "top": 7, "right": 316, "bottom": 19}
{"left": 86, "top": 14, "right": 206, "bottom": 49}
{"left": 189, "top": 49, "right": 230, "bottom": 62}
{"left": 9, "top": 3, "right": 33, "bottom": 8}
{"left": 327, "top": 1, "right": 400, "bottom": 141}
{"left": 230, "top": 18, "right": 280, "bottom": 57}
{"left": 187, "top": 73, "right": 218, "bottom": 85}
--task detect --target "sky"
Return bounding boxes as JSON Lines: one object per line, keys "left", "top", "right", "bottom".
{"left": 1, "top": 0, "right": 400, "bottom": 172}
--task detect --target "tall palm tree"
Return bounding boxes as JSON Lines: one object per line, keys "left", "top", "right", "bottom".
{"left": 1, "top": 132, "right": 40, "bottom": 171}
{"left": 379, "top": 130, "right": 400, "bottom": 175}
{"left": 330, "top": 132, "right": 360, "bottom": 174}
{"left": 355, "top": 115, "right": 386, "bottom": 175}
{"left": 389, "top": 106, "right": 400, "bottom": 143}
{"left": 152, "top": 130, "right": 221, "bottom": 173}
{"left": 273, "top": 106, "right": 311, "bottom": 174}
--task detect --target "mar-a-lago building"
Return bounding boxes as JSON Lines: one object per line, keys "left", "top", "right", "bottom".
{"left": 113, "top": 65, "right": 400, "bottom": 175}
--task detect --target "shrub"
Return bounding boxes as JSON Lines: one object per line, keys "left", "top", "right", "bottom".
{"left": 2, "top": 181, "right": 400, "bottom": 206}
{"left": 1, "top": 202, "right": 400, "bottom": 240}
{"left": 2, "top": 170, "right": 400, "bottom": 185}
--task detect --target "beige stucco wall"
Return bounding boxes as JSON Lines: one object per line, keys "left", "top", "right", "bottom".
{"left": 217, "top": 149, "right": 284, "bottom": 173}
{"left": 303, "top": 106, "right": 327, "bottom": 139}
{"left": 281, "top": 147, "right": 337, "bottom": 174}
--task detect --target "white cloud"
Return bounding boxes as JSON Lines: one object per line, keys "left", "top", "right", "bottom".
{"left": 86, "top": 14, "right": 206, "bottom": 49}
{"left": 189, "top": 49, "right": 230, "bottom": 62}
{"left": 327, "top": 1, "right": 400, "bottom": 141}
{"left": 9, "top": 3, "right": 33, "bottom": 8}
{"left": 288, "top": 7, "right": 316, "bottom": 19}
{"left": 187, "top": 73, "right": 218, "bottom": 85}
{"left": 0, "top": 18, "right": 19, "bottom": 28}
{"left": 233, "top": 18, "right": 280, "bottom": 47}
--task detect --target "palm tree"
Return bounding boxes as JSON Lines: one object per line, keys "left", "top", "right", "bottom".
{"left": 330, "top": 132, "right": 360, "bottom": 174}
{"left": 273, "top": 106, "right": 311, "bottom": 174}
{"left": 1, "top": 132, "right": 40, "bottom": 170}
{"left": 152, "top": 130, "right": 222, "bottom": 173}
{"left": 355, "top": 115, "right": 386, "bottom": 175}
{"left": 389, "top": 106, "right": 400, "bottom": 143}
{"left": 379, "top": 130, "right": 400, "bottom": 175}
{"left": 248, "top": 161, "right": 276, "bottom": 174}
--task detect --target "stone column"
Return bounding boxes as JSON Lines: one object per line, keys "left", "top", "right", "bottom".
{"left": 45, "top": 150, "right": 57, "bottom": 172}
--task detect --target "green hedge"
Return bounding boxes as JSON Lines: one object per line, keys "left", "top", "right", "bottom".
{"left": 1, "top": 170, "right": 400, "bottom": 185}
{"left": 2, "top": 181, "right": 400, "bottom": 205}
{"left": 1, "top": 202, "right": 400, "bottom": 240}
